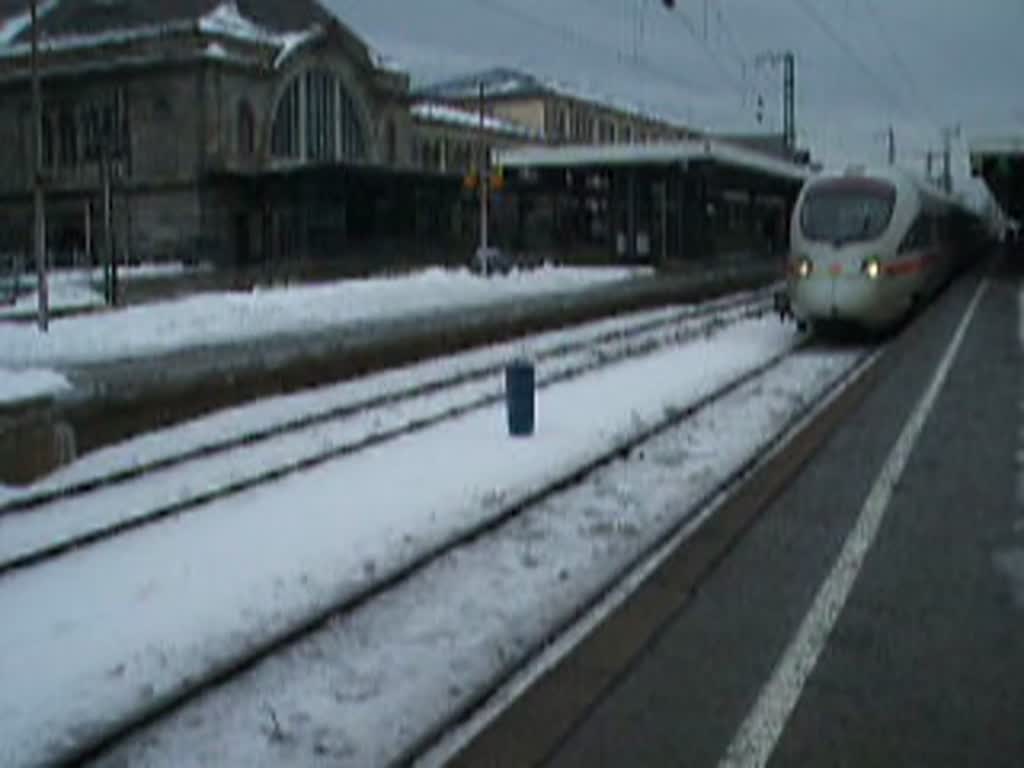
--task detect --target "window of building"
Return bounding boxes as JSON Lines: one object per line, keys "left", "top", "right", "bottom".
{"left": 41, "top": 113, "right": 54, "bottom": 168}
{"left": 386, "top": 119, "right": 397, "bottom": 165}
{"left": 598, "top": 119, "right": 616, "bottom": 143}
{"left": 271, "top": 69, "right": 366, "bottom": 163}
{"left": 271, "top": 80, "right": 300, "bottom": 158}
{"left": 57, "top": 108, "right": 78, "bottom": 168}
{"left": 623, "top": 124, "right": 633, "bottom": 143}
{"left": 305, "top": 70, "right": 337, "bottom": 160}
{"left": 238, "top": 101, "right": 255, "bottom": 158}
{"left": 571, "top": 107, "right": 587, "bottom": 141}
{"left": 72, "top": 90, "right": 131, "bottom": 169}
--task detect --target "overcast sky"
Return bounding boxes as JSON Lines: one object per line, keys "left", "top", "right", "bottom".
{"left": 325, "top": 0, "right": 1024, "bottom": 173}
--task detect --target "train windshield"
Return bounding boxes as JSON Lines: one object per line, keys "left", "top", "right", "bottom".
{"left": 800, "top": 179, "right": 896, "bottom": 244}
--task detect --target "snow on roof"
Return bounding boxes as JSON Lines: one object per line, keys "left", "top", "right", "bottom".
{"left": 496, "top": 138, "right": 813, "bottom": 182}
{"left": 198, "top": 1, "right": 274, "bottom": 42}
{"left": 0, "top": 1, "right": 335, "bottom": 71}
{"left": 0, "top": 0, "right": 59, "bottom": 45}
{"left": 969, "top": 134, "right": 1024, "bottom": 156}
{"left": 272, "top": 27, "right": 322, "bottom": 68}
{"left": 411, "top": 101, "right": 543, "bottom": 140}
{"left": 369, "top": 48, "right": 406, "bottom": 75}
{"left": 415, "top": 66, "right": 692, "bottom": 132}
{"left": 0, "top": 17, "right": 191, "bottom": 59}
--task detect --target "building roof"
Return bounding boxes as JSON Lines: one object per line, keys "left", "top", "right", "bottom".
{"left": 413, "top": 67, "right": 549, "bottom": 101}
{"left": 411, "top": 100, "right": 543, "bottom": 140}
{"left": 414, "top": 66, "right": 696, "bottom": 134}
{"left": 0, "top": 0, "right": 333, "bottom": 45}
{"left": 969, "top": 134, "right": 1024, "bottom": 157}
{"left": 496, "top": 138, "right": 814, "bottom": 183}
{"left": 0, "top": 0, "right": 409, "bottom": 74}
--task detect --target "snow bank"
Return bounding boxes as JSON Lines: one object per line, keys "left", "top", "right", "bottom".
{"left": 0, "top": 266, "right": 649, "bottom": 367}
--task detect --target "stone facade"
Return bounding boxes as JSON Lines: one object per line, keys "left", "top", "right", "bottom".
{"left": 0, "top": 1, "right": 415, "bottom": 266}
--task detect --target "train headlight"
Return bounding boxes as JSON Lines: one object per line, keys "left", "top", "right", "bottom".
{"left": 862, "top": 256, "right": 881, "bottom": 280}
{"left": 795, "top": 256, "right": 813, "bottom": 279}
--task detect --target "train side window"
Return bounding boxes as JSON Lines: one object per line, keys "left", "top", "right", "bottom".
{"left": 899, "top": 215, "right": 932, "bottom": 253}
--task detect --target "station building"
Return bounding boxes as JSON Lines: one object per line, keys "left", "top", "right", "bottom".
{"left": 0, "top": 0, "right": 424, "bottom": 271}
{"left": 413, "top": 67, "right": 698, "bottom": 148}
{"left": 0, "top": 0, "right": 801, "bottom": 275}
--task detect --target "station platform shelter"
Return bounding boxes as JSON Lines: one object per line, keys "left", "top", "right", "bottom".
{"left": 970, "top": 135, "right": 1024, "bottom": 224}
{"left": 493, "top": 139, "right": 814, "bottom": 268}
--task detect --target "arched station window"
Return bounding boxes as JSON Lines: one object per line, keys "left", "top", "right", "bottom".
{"left": 238, "top": 100, "right": 255, "bottom": 158}
{"left": 270, "top": 69, "right": 367, "bottom": 163}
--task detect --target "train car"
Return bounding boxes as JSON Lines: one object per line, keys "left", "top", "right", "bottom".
{"left": 785, "top": 166, "right": 974, "bottom": 334}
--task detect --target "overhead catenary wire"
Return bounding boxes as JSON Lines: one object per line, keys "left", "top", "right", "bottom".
{"left": 586, "top": 0, "right": 748, "bottom": 99}
{"left": 462, "top": 0, "right": 706, "bottom": 95}
{"left": 788, "top": 0, "right": 914, "bottom": 121}
{"left": 859, "top": 0, "right": 939, "bottom": 128}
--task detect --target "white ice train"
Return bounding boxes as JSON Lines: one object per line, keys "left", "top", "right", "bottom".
{"left": 786, "top": 166, "right": 982, "bottom": 333}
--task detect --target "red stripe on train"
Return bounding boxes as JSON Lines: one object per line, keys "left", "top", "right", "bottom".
{"left": 883, "top": 250, "right": 940, "bottom": 276}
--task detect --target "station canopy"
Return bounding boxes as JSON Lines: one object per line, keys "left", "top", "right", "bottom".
{"left": 969, "top": 135, "right": 1024, "bottom": 222}
{"left": 495, "top": 138, "right": 815, "bottom": 184}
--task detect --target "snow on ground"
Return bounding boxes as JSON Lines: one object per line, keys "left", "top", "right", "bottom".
{"left": 91, "top": 345, "right": 864, "bottom": 768}
{"left": 0, "top": 303, "right": 744, "bottom": 554}
{"left": 0, "top": 262, "right": 217, "bottom": 320}
{"left": 0, "top": 272, "right": 104, "bottom": 319}
{"left": 0, "top": 368, "right": 70, "bottom": 405}
{"left": 0, "top": 298, "right": 709, "bottom": 503}
{"left": 0, "top": 265, "right": 648, "bottom": 367}
{"left": 0, "top": 316, "right": 795, "bottom": 767}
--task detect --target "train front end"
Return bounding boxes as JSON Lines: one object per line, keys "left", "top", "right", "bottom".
{"left": 787, "top": 173, "right": 908, "bottom": 333}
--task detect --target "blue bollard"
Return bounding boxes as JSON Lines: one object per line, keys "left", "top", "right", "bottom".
{"left": 505, "top": 359, "right": 535, "bottom": 437}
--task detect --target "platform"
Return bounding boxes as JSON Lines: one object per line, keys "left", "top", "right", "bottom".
{"left": 451, "top": 252, "right": 1024, "bottom": 766}
{"left": 0, "top": 259, "right": 778, "bottom": 484}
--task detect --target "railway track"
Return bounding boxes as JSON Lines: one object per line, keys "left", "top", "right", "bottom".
{"left": 0, "top": 290, "right": 772, "bottom": 577}
{"left": 58, "top": 332, "right": 857, "bottom": 768}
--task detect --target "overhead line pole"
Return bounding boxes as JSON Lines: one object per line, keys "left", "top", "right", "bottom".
{"left": 31, "top": 0, "right": 49, "bottom": 332}
{"left": 755, "top": 50, "right": 797, "bottom": 152}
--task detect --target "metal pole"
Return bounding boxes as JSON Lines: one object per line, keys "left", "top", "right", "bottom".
{"left": 31, "top": 0, "right": 49, "bottom": 331}
{"left": 660, "top": 180, "right": 668, "bottom": 264}
{"left": 783, "top": 52, "right": 795, "bottom": 151}
{"left": 942, "top": 128, "right": 952, "bottom": 193}
{"left": 888, "top": 125, "right": 895, "bottom": 165}
{"left": 478, "top": 82, "right": 489, "bottom": 255}
{"left": 84, "top": 199, "right": 91, "bottom": 266}
{"left": 103, "top": 152, "right": 113, "bottom": 304}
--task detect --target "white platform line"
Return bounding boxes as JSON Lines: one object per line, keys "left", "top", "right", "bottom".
{"left": 719, "top": 278, "right": 989, "bottom": 768}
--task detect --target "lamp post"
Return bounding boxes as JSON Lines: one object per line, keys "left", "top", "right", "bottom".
{"left": 30, "top": 0, "right": 49, "bottom": 331}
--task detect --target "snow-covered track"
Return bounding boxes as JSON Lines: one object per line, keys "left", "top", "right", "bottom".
{"left": 408, "top": 347, "right": 881, "bottom": 767}
{"left": 0, "top": 292, "right": 771, "bottom": 578}
{"left": 67, "top": 326, "right": 813, "bottom": 768}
